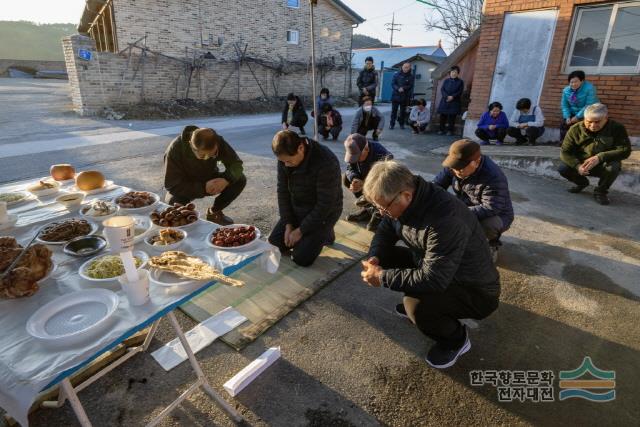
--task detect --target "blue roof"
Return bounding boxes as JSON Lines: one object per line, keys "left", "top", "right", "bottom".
{"left": 352, "top": 46, "right": 447, "bottom": 69}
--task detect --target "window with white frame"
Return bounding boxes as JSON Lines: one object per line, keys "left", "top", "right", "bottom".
{"left": 566, "top": 2, "right": 640, "bottom": 74}
{"left": 287, "top": 0, "right": 300, "bottom": 8}
{"left": 287, "top": 30, "right": 299, "bottom": 45}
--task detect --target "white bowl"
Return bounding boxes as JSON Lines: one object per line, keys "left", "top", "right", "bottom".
{"left": 79, "top": 250, "right": 149, "bottom": 283}
{"left": 131, "top": 215, "right": 153, "bottom": 244}
{"left": 56, "top": 192, "right": 86, "bottom": 208}
{"left": 26, "top": 180, "right": 61, "bottom": 197}
{"left": 0, "top": 191, "right": 34, "bottom": 207}
{"left": 79, "top": 202, "right": 120, "bottom": 223}
{"left": 144, "top": 228, "right": 187, "bottom": 252}
{"left": 36, "top": 219, "right": 99, "bottom": 245}
{"left": 206, "top": 224, "right": 261, "bottom": 250}
{"left": 150, "top": 210, "right": 200, "bottom": 229}
{"left": 26, "top": 289, "right": 119, "bottom": 346}
{"left": 114, "top": 191, "right": 160, "bottom": 213}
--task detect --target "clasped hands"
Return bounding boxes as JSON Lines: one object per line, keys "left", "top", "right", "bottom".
{"left": 579, "top": 156, "right": 600, "bottom": 176}
{"left": 361, "top": 256, "right": 383, "bottom": 287}
{"left": 284, "top": 224, "right": 303, "bottom": 248}
{"left": 206, "top": 177, "right": 229, "bottom": 195}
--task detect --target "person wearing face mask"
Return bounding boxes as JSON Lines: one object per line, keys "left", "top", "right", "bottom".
{"left": 433, "top": 139, "right": 513, "bottom": 262}
{"left": 360, "top": 160, "right": 500, "bottom": 369}
{"left": 282, "top": 93, "right": 309, "bottom": 135}
{"left": 559, "top": 103, "right": 631, "bottom": 205}
{"left": 437, "top": 66, "right": 464, "bottom": 135}
{"left": 268, "top": 130, "right": 342, "bottom": 266}
{"left": 475, "top": 102, "right": 509, "bottom": 145}
{"left": 389, "top": 62, "right": 415, "bottom": 130}
{"left": 560, "top": 70, "right": 599, "bottom": 142}
{"left": 357, "top": 56, "right": 378, "bottom": 106}
{"left": 351, "top": 97, "right": 384, "bottom": 141}
{"left": 164, "top": 126, "right": 246, "bottom": 225}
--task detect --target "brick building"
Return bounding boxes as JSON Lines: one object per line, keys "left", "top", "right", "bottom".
{"left": 64, "top": 0, "right": 364, "bottom": 115}
{"left": 460, "top": 0, "right": 640, "bottom": 141}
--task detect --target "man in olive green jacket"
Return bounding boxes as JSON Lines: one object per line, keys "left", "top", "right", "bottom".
{"left": 558, "top": 103, "right": 631, "bottom": 205}
{"left": 164, "top": 125, "right": 246, "bottom": 224}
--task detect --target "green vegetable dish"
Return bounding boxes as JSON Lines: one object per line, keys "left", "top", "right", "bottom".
{"left": 86, "top": 255, "right": 143, "bottom": 279}
{"left": 0, "top": 193, "right": 25, "bottom": 203}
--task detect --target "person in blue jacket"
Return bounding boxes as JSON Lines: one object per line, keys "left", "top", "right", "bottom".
{"left": 389, "top": 62, "right": 415, "bottom": 130}
{"left": 475, "top": 102, "right": 509, "bottom": 145}
{"left": 437, "top": 65, "right": 464, "bottom": 135}
{"left": 560, "top": 70, "right": 599, "bottom": 142}
{"left": 433, "top": 139, "right": 514, "bottom": 262}
{"left": 343, "top": 133, "right": 393, "bottom": 231}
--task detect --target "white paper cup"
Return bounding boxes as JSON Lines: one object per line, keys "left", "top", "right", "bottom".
{"left": 103, "top": 216, "right": 135, "bottom": 252}
{"left": 118, "top": 269, "right": 150, "bottom": 306}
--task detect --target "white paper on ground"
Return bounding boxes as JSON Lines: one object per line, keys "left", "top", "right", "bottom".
{"left": 223, "top": 347, "right": 281, "bottom": 397}
{"left": 215, "top": 240, "right": 281, "bottom": 274}
{"left": 151, "top": 307, "right": 247, "bottom": 371}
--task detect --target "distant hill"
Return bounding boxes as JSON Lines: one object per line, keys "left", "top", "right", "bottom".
{"left": 0, "top": 21, "right": 77, "bottom": 60}
{"left": 352, "top": 34, "right": 390, "bottom": 49}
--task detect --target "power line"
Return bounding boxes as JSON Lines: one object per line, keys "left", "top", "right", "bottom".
{"left": 384, "top": 12, "right": 402, "bottom": 47}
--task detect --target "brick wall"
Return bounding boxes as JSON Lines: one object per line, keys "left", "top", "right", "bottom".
{"left": 112, "top": 0, "right": 353, "bottom": 63}
{"left": 63, "top": 34, "right": 357, "bottom": 116}
{"left": 468, "top": 0, "right": 640, "bottom": 139}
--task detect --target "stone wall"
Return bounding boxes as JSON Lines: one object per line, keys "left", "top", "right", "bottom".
{"left": 0, "top": 59, "right": 66, "bottom": 76}
{"left": 112, "top": 0, "right": 353, "bottom": 63}
{"left": 63, "top": 34, "right": 358, "bottom": 116}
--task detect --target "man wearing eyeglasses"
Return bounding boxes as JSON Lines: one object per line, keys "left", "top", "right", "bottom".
{"left": 433, "top": 139, "right": 513, "bottom": 262}
{"left": 360, "top": 160, "right": 500, "bottom": 369}
{"left": 164, "top": 126, "right": 246, "bottom": 225}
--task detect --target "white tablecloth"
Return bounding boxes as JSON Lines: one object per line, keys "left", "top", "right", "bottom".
{"left": 0, "top": 178, "right": 277, "bottom": 426}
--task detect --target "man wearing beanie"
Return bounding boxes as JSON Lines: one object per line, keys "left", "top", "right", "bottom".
{"left": 342, "top": 133, "right": 393, "bottom": 230}
{"left": 433, "top": 139, "right": 513, "bottom": 262}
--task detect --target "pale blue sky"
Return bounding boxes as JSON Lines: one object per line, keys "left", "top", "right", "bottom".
{"left": 0, "top": 0, "right": 448, "bottom": 52}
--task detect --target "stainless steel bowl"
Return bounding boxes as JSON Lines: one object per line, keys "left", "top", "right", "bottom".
{"left": 63, "top": 235, "right": 107, "bottom": 257}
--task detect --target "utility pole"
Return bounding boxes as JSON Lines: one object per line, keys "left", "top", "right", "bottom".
{"left": 309, "top": 0, "right": 318, "bottom": 140}
{"left": 384, "top": 12, "right": 402, "bottom": 47}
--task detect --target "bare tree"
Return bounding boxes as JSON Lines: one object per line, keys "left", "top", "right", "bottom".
{"left": 423, "top": 0, "right": 483, "bottom": 48}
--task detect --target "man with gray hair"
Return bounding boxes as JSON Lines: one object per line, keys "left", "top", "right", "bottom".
{"left": 359, "top": 160, "right": 500, "bottom": 369}
{"left": 559, "top": 103, "right": 631, "bottom": 205}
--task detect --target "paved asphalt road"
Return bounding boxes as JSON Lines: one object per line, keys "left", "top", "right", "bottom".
{"left": 1, "top": 79, "right": 638, "bottom": 427}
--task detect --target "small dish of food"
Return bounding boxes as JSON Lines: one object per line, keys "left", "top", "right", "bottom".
{"left": 115, "top": 191, "right": 159, "bottom": 212}
{"left": 36, "top": 218, "right": 98, "bottom": 245}
{"left": 0, "top": 191, "right": 33, "bottom": 207}
{"left": 63, "top": 235, "right": 108, "bottom": 257}
{"left": 131, "top": 215, "right": 153, "bottom": 244}
{"left": 79, "top": 200, "right": 119, "bottom": 221}
{"left": 144, "top": 228, "right": 187, "bottom": 251}
{"left": 79, "top": 250, "right": 149, "bottom": 283}
{"left": 150, "top": 203, "right": 199, "bottom": 228}
{"left": 27, "top": 179, "right": 61, "bottom": 197}
{"left": 56, "top": 192, "right": 85, "bottom": 208}
{"left": 207, "top": 224, "right": 261, "bottom": 250}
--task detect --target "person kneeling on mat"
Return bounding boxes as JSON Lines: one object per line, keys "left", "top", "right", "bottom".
{"left": 268, "top": 130, "right": 342, "bottom": 266}
{"left": 359, "top": 160, "right": 500, "bottom": 369}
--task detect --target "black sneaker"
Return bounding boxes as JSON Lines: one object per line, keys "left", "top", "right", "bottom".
{"left": 568, "top": 184, "right": 588, "bottom": 193}
{"left": 394, "top": 303, "right": 409, "bottom": 320}
{"left": 366, "top": 212, "right": 382, "bottom": 231}
{"left": 346, "top": 208, "right": 371, "bottom": 222}
{"left": 446, "top": 131, "right": 454, "bottom": 136}
{"left": 425, "top": 326, "right": 471, "bottom": 369}
{"left": 594, "top": 192, "right": 610, "bottom": 205}
{"left": 389, "top": 125, "right": 395, "bottom": 130}
{"left": 437, "top": 131, "right": 445, "bottom": 135}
